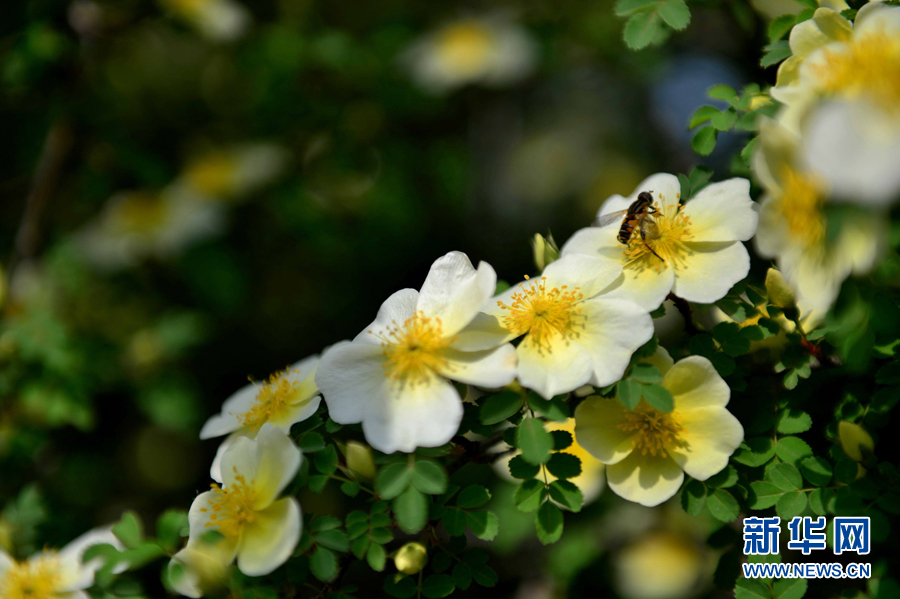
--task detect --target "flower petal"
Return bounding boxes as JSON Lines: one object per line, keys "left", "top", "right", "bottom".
{"left": 210, "top": 430, "right": 252, "bottom": 483}
{"left": 668, "top": 407, "right": 744, "bottom": 480}
{"left": 577, "top": 298, "right": 654, "bottom": 388}
{"left": 672, "top": 241, "right": 749, "bottom": 304}
{"left": 665, "top": 356, "right": 730, "bottom": 410}
{"left": 541, "top": 253, "right": 623, "bottom": 299}
{"left": 354, "top": 289, "right": 419, "bottom": 345}
{"left": 316, "top": 341, "right": 387, "bottom": 424}
{"left": 642, "top": 346, "right": 674, "bottom": 376}
{"left": 574, "top": 396, "right": 634, "bottom": 465}
{"left": 516, "top": 334, "right": 594, "bottom": 399}
{"left": 683, "top": 178, "right": 757, "bottom": 242}
{"left": 236, "top": 498, "right": 301, "bottom": 577}
{"left": 597, "top": 173, "right": 682, "bottom": 220}
{"left": 605, "top": 262, "right": 676, "bottom": 311}
{"left": 416, "top": 251, "right": 496, "bottom": 336}
{"left": 200, "top": 383, "right": 257, "bottom": 440}
{"left": 221, "top": 423, "right": 302, "bottom": 509}
{"left": 453, "top": 311, "right": 515, "bottom": 350}
{"left": 437, "top": 345, "right": 517, "bottom": 388}
{"left": 57, "top": 527, "right": 126, "bottom": 591}
{"left": 606, "top": 451, "right": 684, "bottom": 507}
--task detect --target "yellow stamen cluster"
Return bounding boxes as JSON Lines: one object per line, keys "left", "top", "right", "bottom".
{"left": 813, "top": 30, "right": 900, "bottom": 116}
{"left": 0, "top": 553, "right": 61, "bottom": 599}
{"left": 374, "top": 312, "right": 452, "bottom": 386}
{"left": 618, "top": 404, "right": 683, "bottom": 456}
{"left": 200, "top": 469, "right": 258, "bottom": 539}
{"left": 624, "top": 200, "right": 693, "bottom": 272}
{"left": 187, "top": 153, "right": 238, "bottom": 198}
{"left": 239, "top": 369, "right": 301, "bottom": 430}
{"left": 109, "top": 192, "right": 167, "bottom": 235}
{"left": 498, "top": 276, "right": 585, "bottom": 352}
{"left": 776, "top": 165, "right": 826, "bottom": 249}
{"left": 436, "top": 21, "right": 495, "bottom": 75}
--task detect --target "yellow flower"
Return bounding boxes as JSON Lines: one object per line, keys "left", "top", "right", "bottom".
{"left": 614, "top": 532, "right": 704, "bottom": 599}
{"left": 176, "top": 144, "right": 289, "bottom": 202}
{"left": 575, "top": 348, "right": 743, "bottom": 506}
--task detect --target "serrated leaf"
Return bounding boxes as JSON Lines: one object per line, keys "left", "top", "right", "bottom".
{"left": 466, "top": 511, "right": 499, "bottom": 541}
{"left": 761, "top": 40, "right": 792, "bottom": 67}
{"left": 422, "top": 574, "right": 455, "bottom": 598}
{"left": 112, "top": 512, "right": 143, "bottom": 549}
{"left": 310, "top": 546, "right": 338, "bottom": 582}
{"left": 630, "top": 363, "right": 663, "bottom": 384}
{"left": 457, "top": 485, "right": 491, "bottom": 509}
{"left": 681, "top": 480, "right": 707, "bottom": 515}
{"left": 658, "top": 0, "right": 691, "bottom": 29}
{"left": 768, "top": 463, "right": 803, "bottom": 491}
{"left": 799, "top": 456, "right": 832, "bottom": 486}
{"left": 516, "top": 418, "right": 554, "bottom": 465}
{"left": 310, "top": 515, "right": 342, "bottom": 532}
{"left": 549, "top": 480, "right": 584, "bottom": 512}
{"left": 624, "top": 10, "right": 663, "bottom": 50}
{"left": 735, "top": 577, "right": 771, "bottom": 599}
{"left": 614, "top": 0, "right": 660, "bottom": 16}
{"left": 689, "top": 105, "right": 721, "bottom": 129}
{"left": 514, "top": 479, "right": 545, "bottom": 513}
{"left": 692, "top": 126, "right": 718, "bottom": 156}
{"left": 706, "top": 465, "right": 738, "bottom": 488}
{"left": 411, "top": 459, "right": 448, "bottom": 495}
{"left": 774, "top": 577, "right": 808, "bottom": 599}
{"left": 707, "top": 489, "right": 740, "bottom": 522}
{"left": 508, "top": 456, "right": 540, "bottom": 479}
{"left": 316, "top": 529, "right": 349, "bottom": 553}
{"left": 366, "top": 542, "right": 386, "bottom": 571}
{"left": 442, "top": 508, "right": 467, "bottom": 536}
{"left": 617, "top": 378, "right": 642, "bottom": 410}
{"left": 749, "top": 481, "right": 784, "bottom": 509}
{"left": 776, "top": 491, "right": 807, "bottom": 520}
{"left": 393, "top": 486, "right": 428, "bottom": 534}
{"left": 708, "top": 84, "right": 738, "bottom": 103}
{"left": 732, "top": 437, "right": 776, "bottom": 467}
{"left": 384, "top": 575, "right": 417, "bottom": 598}
{"left": 535, "top": 501, "right": 564, "bottom": 544}
{"left": 775, "top": 436, "right": 813, "bottom": 465}
{"left": 711, "top": 108, "right": 738, "bottom": 131}
{"left": 551, "top": 430, "right": 573, "bottom": 451}
{"left": 776, "top": 410, "right": 812, "bottom": 434}
{"left": 156, "top": 510, "right": 188, "bottom": 552}
{"left": 768, "top": 14, "right": 796, "bottom": 41}
{"left": 641, "top": 384, "right": 673, "bottom": 412}
{"left": 479, "top": 391, "right": 522, "bottom": 425}
{"left": 314, "top": 444, "right": 339, "bottom": 475}
{"left": 546, "top": 453, "right": 582, "bottom": 479}
{"left": 375, "top": 461, "right": 411, "bottom": 500}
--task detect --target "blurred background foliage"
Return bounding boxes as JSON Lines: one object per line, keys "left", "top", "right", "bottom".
{"left": 0, "top": 0, "right": 859, "bottom": 597}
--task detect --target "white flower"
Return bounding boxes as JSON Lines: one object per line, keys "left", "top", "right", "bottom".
{"left": 773, "top": 4, "right": 900, "bottom": 206}
{"left": 753, "top": 118, "right": 885, "bottom": 324}
{"left": 158, "top": 0, "right": 250, "bottom": 41}
{"left": 575, "top": 348, "right": 743, "bottom": 507}
{"left": 315, "top": 251, "right": 518, "bottom": 453}
{"left": 73, "top": 187, "right": 225, "bottom": 270}
{"left": 562, "top": 174, "right": 758, "bottom": 311}
{"left": 456, "top": 254, "right": 652, "bottom": 399}
{"left": 167, "top": 537, "right": 234, "bottom": 598}
{"left": 187, "top": 423, "right": 302, "bottom": 577}
{"left": 174, "top": 144, "right": 289, "bottom": 203}
{"left": 404, "top": 16, "right": 536, "bottom": 94}
{"left": 614, "top": 531, "right": 705, "bottom": 599}
{"left": 200, "top": 355, "right": 321, "bottom": 481}
{"left": 0, "top": 527, "right": 124, "bottom": 599}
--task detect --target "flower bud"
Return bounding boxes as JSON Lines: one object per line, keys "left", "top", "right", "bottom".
{"left": 394, "top": 542, "right": 427, "bottom": 575}
{"left": 532, "top": 232, "right": 560, "bottom": 272}
{"left": 345, "top": 440, "right": 377, "bottom": 480}
{"left": 838, "top": 420, "right": 874, "bottom": 462}
{"left": 765, "top": 268, "right": 795, "bottom": 308}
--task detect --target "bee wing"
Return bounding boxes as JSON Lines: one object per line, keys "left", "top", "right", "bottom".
{"left": 640, "top": 217, "right": 659, "bottom": 239}
{"left": 592, "top": 210, "right": 627, "bottom": 228}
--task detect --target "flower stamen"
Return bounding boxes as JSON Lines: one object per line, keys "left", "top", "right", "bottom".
{"left": 238, "top": 369, "right": 302, "bottom": 430}
{"left": 200, "top": 469, "right": 258, "bottom": 539}
{"left": 372, "top": 312, "right": 453, "bottom": 386}
{"left": 0, "top": 553, "right": 62, "bottom": 599}
{"left": 498, "top": 275, "right": 585, "bottom": 353}
{"left": 623, "top": 200, "right": 693, "bottom": 272}
{"left": 618, "top": 403, "right": 684, "bottom": 456}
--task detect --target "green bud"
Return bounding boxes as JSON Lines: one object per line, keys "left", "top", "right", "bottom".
{"left": 394, "top": 542, "right": 427, "bottom": 575}
{"left": 765, "top": 267, "right": 795, "bottom": 308}
{"left": 532, "top": 232, "right": 560, "bottom": 272}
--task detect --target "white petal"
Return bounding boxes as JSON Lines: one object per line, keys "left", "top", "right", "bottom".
{"left": 606, "top": 451, "right": 684, "bottom": 507}
{"left": 287, "top": 354, "right": 320, "bottom": 383}
{"left": 210, "top": 430, "right": 252, "bottom": 483}
{"left": 453, "top": 311, "right": 514, "bottom": 351}
{"left": 541, "top": 253, "right": 623, "bottom": 299}
{"left": 672, "top": 241, "right": 749, "bottom": 304}
{"left": 0, "top": 550, "right": 13, "bottom": 577}
{"left": 597, "top": 194, "right": 633, "bottom": 218}
{"left": 316, "top": 341, "right": 388, "bottom": 424}
{"left": 577, "top": 299, "right": 654, "bottom": 388}
{"left": 354, "top": 289, "right": 419, "bottom": 345}
{"left": 416, "top": 251, "right": 496, "bottom": 336}
{"left": 665, "top": 356, "right": 730, "bottom": 410}
{"left": 360, "top": 377, "right": 464, "bottom": 453}
{"left": 516, "top": 336, "right": 594, "bottom": 399}
{"left": 236, "top": 498, "right": 301, "bottom": 577}
{"left": 597, "top": 173, "right": 682, "bottom": 220}
{"left": 57, "top": 526, "right": 126, "bottom": 590}
{"left": 604, "top": 264, "right": 676, "bottom": 312}
{"left": 221, "top": 423, "right": 301, "bottom": 509}
{"left": 437, "top": 345, "right": 517, "bottom": 388}
{"left": 200, "top": 383, "right": 257, "bottom": 440}
{"left": 684, "top": 178, "right": 758, "bottom": 242}
{"left": 574, "top": 396, "right": 635, "bottom": 465}
{"left": 668, "top": 407, "right": 744, "bottom": 480}
{"left": 193, "top": 0, "right": 250, "bottom": 41}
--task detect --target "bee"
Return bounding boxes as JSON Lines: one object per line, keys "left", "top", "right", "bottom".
{"left": 593, "top": 191, "right": 664, "bottom": 261}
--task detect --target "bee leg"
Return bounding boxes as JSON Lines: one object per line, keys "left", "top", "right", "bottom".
{"left": 641, "top": 225, "right": 665, "bottom": 262}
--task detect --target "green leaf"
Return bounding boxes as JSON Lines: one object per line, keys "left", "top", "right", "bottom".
{"left": 384, "top": 575, "right": 417, "bottom": 598}
{"left": 422, "top": 574, "right": 455, "bottom": 598}
{"left": 393, "top": 486, "right": 428, "bottom": 534}
{"left": 776, "top": 491, "right": 808, "bottom": 520}
{"left": 341, "top": 481, "right": 361, "bottom": 497}
{"left": 549, "top": 480, "right": 584, "bottom": 512}
{"left": 678, "top": 173, "right": 691, "bottom": 199}
{"left": 768, "top": 14, "right": 797, "bottom": 41}
{"left": 614, "top": 0, "right": 659, "bottom": 16}
{"left": 526, "top": 393, "right": 571, "bottom": 421}
{"left": 298, "top": 431, "right": 326, "bottom": 453}
{"left": 351, "top": 535, "right": 369, "bottom": 558}
{"left": 681, "top": 480, "right": 707, "bottom": 515}
{"left": 551, "top": 430, "right": 573, "bottom": 450}
{"left": 641, "top": 384, "right": 673, "bottom": 412}
{"left": 314, "top": 445, "right": 339, "bottom": 475}
{"left": 732, "top": 437, "right": 776, "bottom": 467}
{"left": 688, "top": 165, "right": 713, "bottom": 193}
{"left": 310, "top": 546, "right": 338, "bottom": 582}
{"left": 514, "top": 479, "right": 545, "bottom": 513}
{"left": 709, "top": 84, "right": 738, "bottom": 103}
{"left": 310, "top": 515, "right": 342, "bottom": 532}
{"left": 691, "top": 126, "right": 718, "bottom": 156}
{"left": 508, "top": 456, "right": 540, "bottom": 479}
{"left": 658, "top": 0, "right": 691, "bottom": 29}
{"left": 375, "top": 461, "right": 411, "bottom": 500}
{"left": 706, "top": 489, "right": 740, "bottom": 522}
{"left": 411, "top": 459, "right": 448, "bottom": 495}
{"left": 546, "top": 453, "right": 582, "bottom": 479}
{"left": 630, "top": 363, "right": 663, "bottom": 384}
{"left": 442, "top": 508, "right": 467, "bottom": 536}
{"left": 624, "top": 10, "right": 663, "bottom": 50}
{"left": 617, "top": 378, "right": 642, "bottom": 410}
{"left": 479, "top": 391, "right": 522, "bottom": 425}
{"left": 457, "top": 485, "right": 491, "bottom": 509}
{"left": 775, "top": 436, "right": 813, "bottom": 465}
{"left": 808, "top": 488, "right": 827, "bottom": 515}
{"left": 689, "top": 105, "right": 721, "bottom": 129}
{"left": 800, "top": 456, "right": 832, "bottom": 486}
{"left": 776, "top": 410, "right": 812, "bottom": 434}
{"left": 710, "top": 353, "right": 736, "bottom": 377}
{"left": 706, "top": 465, "right": 738, "bottom": 488}
{"left": 112, "top": 512, "right": 143, "bottom": 549}
{"left": 366, "top": 542, "right": 386, "bottom": 571}
{"left": 876, "top": 360, "right": 900, "bottom": 384}
{"left": 761, "top": 40, "right": 792, "bottom": 67}
{"left": 516, "top": 418, "right": 554, "bottom": 465}
{"left": 156, "top": 510, "right": 188, "bottom": 552}
{"left": 735, "top": 577, "right": 771, "bottom": 599}
{"left": 535, "top": 502, "right": 564, "bottom": 544}
{"left": 711, "top": 108, "right": 738, "bottom": 131}
{"left": 774, "top": 577, "right": 808, "bottom": 599}
{"left": 466, "top": 510, "right": 499, "bottom": 541}
{"left": 768, "top": 463, "right": 803, "bottom": 491}
{"left": 316, "top": 529, "right": 350, "bottom": 553}
{"left": 749, "top": 481, "right": 784, "bottom": 510}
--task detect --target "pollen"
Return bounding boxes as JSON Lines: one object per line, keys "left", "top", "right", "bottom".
{"left": 618, "top": 403, "right": 683, "bottom": 457}
{"left": 186, "top": 152, "right": 238, "bottom": 198}
{"left": 776, "top": 165, "right": 826, "bottom": 249}
{"left": 109, "top": 192, "right": 168, "bottom": 235}
{"left": 200, "top": 469, "right": 258, "bottom": 539}
{"left": 373, "top": 312, "right": 452, "bottom": 386}
{"left": 624, "top": 200, "right": 693, "bottom": 272}
{"left": 436, "top": 21, "right": 495, "bottom": 75}
{"left": 498, "top": 276, "right": 585, "bottom": 352}
{"left": 0, "top": 553, "right": 62, "bottom": 599}
{"left": 812, "top": 30, "right": 900, "bottom": 116}
{"left": 238, "top": 369, "right": 301, "bottom": 430}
